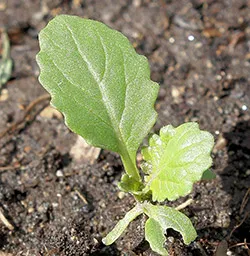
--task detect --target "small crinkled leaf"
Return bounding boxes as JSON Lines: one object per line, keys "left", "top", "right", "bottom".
{"left": 143, "top": 203, "right": 197, "bottom": 245}
{"left": 145, "top": 218, "right": 168, "bottom": 256}
{"left": 142, "top": 122, "right": 214, "bottom": 201}
{"left": 118, "top": 174, "right": 144, "bottom": 193}
{"left": 201, "top": 169, "right": 216, "bottom": 180}
{"left": 37, "top": 15, "right": 159, "bottom": 180}
{"left": 102, "top": 204, "right": 143, "bottom": 245}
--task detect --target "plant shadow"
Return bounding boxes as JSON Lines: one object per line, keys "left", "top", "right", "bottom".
{"left": 221, "top": 120, "right": 250, "bottom": 241}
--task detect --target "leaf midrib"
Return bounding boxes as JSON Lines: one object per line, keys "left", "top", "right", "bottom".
{"left": 59, "top": 18, "right": 129, "bottom": 154}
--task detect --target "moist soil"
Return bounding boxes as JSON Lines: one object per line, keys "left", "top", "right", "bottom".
{"left": 0, "top": 1, "right": 250, "bottom": 255}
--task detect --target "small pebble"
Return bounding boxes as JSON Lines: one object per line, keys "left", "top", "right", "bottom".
{"left": 70, "top": 236, "right": 77, "bottom": 241}
{"left": 241, "top": 105, "right": 247, "bottom": 111}
{"left": 56, "top": 170, "right": 64, "bottom": 177}
{"left": 100, "top": 201, "right": 106, "bottom": 208}
{"left": 72, "top": 194, "right": 78, "bottom": 200}
{"left": 93, "top": 237, "right": 99, "bottom": 245}
{"left": 133, "top": 0, "right": 141, "bottom": 7}
{"left": 171, "top": 87, "right": 181, "bottom": 98}
{"left": 188, "top": 35, "right": 195, "bottom": 41}
{"left": 0, "top": 89, "right": 9, "bottom": 101}
{"left": 52, "top": 202, "right": 59, "bottom": 208}
{"left": 37, "top": 205, "right": 44, "bottom": 213}
{"left": 216, "top": 75, "right": 222, "bottom": 80}
{"left": 220, "top": 71, "right": 226, "bottom": 77}
{"left": 213, "top": 134, "right": 227, "bottom": 152}
{"left": 0, "top": 2, "right": 6, "bottom": 10}
{"left": 167, "top": 236, "right": 174, "bottom": 243}
{"left": 169, "top": 37, "right": 175, "bottom": 43}
{"left": 118, "top": 191, "right": 125, "bottom": 199}
{"left": 28, "top": 207, "right": 34, "bottom": 213}
{"left": 195, "top": 42, "right": 202, "bottom": 48}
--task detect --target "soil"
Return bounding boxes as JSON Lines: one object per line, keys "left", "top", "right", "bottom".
{"left": 0, "top": 0, "right": 250, "bottom": 255}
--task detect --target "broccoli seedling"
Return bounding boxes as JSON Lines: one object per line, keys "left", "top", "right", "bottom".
{"left": 36, "top": 15, "right": 214, "bottom": 255}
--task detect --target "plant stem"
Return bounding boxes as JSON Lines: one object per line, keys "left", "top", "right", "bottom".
{"left": 120, "top": 151, "right": 141, "bottom": 182}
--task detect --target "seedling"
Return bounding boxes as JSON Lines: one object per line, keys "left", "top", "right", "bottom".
{"left": 36, "top": 15, "right": 214, "bottom": 255}
{"left": 0, "top": 29, "right": 12, "bottom": 90}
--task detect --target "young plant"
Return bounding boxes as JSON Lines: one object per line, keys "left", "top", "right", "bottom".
{"left": 36, "top": 15, "right": 214, "bottom": 255}
{"left": 0, "top": 29, "right": 12, "bottom": 90}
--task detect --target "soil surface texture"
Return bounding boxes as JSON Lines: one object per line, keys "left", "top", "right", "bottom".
{"left": 0, "top": 0, "right": 250, "bottom": 255}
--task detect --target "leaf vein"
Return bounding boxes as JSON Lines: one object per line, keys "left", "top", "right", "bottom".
{"left": 61, "top": 19, "right": 124, "bottom": 146}
{"left": 47, "top": 55, "right": 115, "bottom": 131}
{"left": 95, "top": 31, "right": 108, "bottom": 84}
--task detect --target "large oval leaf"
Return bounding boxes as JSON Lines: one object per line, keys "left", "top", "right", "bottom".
{"left": 37, "top": 15, "right": 159, "bottom": 180}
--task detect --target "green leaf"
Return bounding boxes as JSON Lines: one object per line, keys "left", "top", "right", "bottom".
{"left": 201, "top": 169, "right": 216, "bottom": 180}
{"left": 143, "top": 203, "right": 197, "bottom": 245}
{"left": 37, "top": 15, "right": 159, "bottom": 181}
{"left": 0, "top": 30, "right": 12, "bottom": 88}
{"left": 118, "top": 174, "right": 144, "bottom": 193}
{"left": 142, "top": 122, "right": 214, "bottom": 201}
{"left": 145, "top": 218, "right": 168, "bottom": 256}
{"left": 102, "top": 204, "right": 143, "bottom": 245}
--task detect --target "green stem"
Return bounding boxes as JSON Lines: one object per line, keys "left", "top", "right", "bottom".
{"left": 120, "top": 150, "right": 141, "bottom": 182}
{"left": 133, "top": 192, "right": 151, "bottom": 202}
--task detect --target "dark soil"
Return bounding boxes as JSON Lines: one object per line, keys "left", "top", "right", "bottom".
{"left": 0, "top": 0, "right": 250, "bottom": 255}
